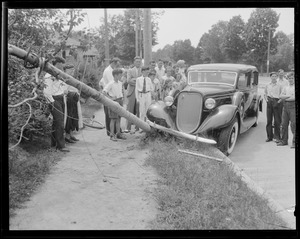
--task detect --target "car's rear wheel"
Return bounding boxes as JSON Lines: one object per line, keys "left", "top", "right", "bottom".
{"left": 217, "top": 117, "right": 239, "bottom": 156}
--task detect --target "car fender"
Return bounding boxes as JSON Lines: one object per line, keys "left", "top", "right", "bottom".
{"left": 196, "top": 105, "right": 238, "bottom": 134}
{"left": 232, "top": 91, "right": 244, "bottom": 107}
{"left": 146, "top": 101, "right": 176, "bottom": 129}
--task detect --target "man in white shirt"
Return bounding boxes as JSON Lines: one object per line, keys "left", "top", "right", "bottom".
{"left": 277, "top": 72, "right": 295, "bottom": 148}
{"left": 277, "top": 69, "right": 289, "bottom": 132}
{"left": 102, "top": 57, "right": 121, "bottom": 136}
{"left": 103, "top": 69, "right": 126, "bottom": 141}
{"left": 43, "top": 64, "right": 69, "bottom": 152}
{"left": 136, "top": 66, "right": 153, "bottom": 125}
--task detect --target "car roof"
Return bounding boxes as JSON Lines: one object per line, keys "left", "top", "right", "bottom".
{"left": 188, "top": 63, "right": 258, "bottom": 73}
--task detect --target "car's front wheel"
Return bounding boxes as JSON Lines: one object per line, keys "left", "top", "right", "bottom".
{"left": 217, "top": 117, "right": 239, "bottom": 156}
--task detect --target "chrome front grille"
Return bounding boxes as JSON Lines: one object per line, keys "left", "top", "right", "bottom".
{"left": 176, "top": 92, "right": 202, "bottom": 134}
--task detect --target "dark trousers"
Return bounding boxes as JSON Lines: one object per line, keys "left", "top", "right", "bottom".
{"left": 126, "top": 98, "right": 139, "bottom": 131}
{"left": 104, "top": 106, "right": 117, "bottom": 136}
{"left": 281, "top": 101, "right": 296, "bottom": 144}
{"left": 51, "top": 95, "right": 65, "bottom": 149}
{"left": 266, "top": 97, "right": 281, "bottom": 140}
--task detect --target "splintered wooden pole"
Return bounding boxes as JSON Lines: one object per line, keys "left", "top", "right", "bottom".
{"left": 143, "top": 8, "right": 152, "bottom": 66}
{"left": 8, "top": 44, "right": 151, "bottom": 132}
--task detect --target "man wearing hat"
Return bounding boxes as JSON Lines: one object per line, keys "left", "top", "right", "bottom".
{"left": 264, "top": 72, "right": 282, "bottom": 143}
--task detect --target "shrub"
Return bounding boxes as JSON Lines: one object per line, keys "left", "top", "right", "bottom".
{"left": 8, "top": 56, "right": 52, "bottom": 144}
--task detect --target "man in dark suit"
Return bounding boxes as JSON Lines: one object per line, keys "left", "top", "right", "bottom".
{"left": 126, "top": 56, "right": 142, "bottom": 132}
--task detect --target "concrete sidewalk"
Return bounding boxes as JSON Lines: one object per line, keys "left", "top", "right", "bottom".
{"left": 229, "top": 92, "right": 296, "bottom": 229}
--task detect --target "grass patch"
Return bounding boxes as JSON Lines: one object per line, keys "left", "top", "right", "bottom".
{"left": 9, "top": 138, "right": 61, "bottom": 218}
{"left": 144, "top": 135, "right": 288, "bottom": 229}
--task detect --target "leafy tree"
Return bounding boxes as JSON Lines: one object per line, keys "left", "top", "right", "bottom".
{"left": 245, "top": 8, "right": 279, "bottom": 73}
{"left": 222, "top": 16, "right": 246, "bottom": 63}
{"left": 152, "top": 44, "right": 174, "bottom": 62}
{"left": 269, "top": 32, "right": 294, "bottom": 72}
{"left": 8, "top": 9, "right": 85, "bottom": 144}
{"left": 94, "top": 9, "right": 163, "bottom": 64}
{"left": 198, "top": 21, "right": 228, "bottom": 63}
{"left": 171, "top": 39, "right": 195, "bottom": 65}
{"left": 193, "top": 43, "right": 204, "bottom": 65}
{"left": 275, "top": 31, "right": 291, "bottom": 46}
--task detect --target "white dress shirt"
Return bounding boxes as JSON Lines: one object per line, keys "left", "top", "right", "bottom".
{"left": 102, "top": 65, "right": 114, "bottom": 87}
{"left": 43, "top": 73, "right": 67, "bottom": 103}
{"left": 280, "top": 84, "right": 295, "bottom": 101}
{"left": 103, "top": 80, "right": 123, "bottom": 99}
{"left": 136, "top": 76, "right": 153, "bottom": 94}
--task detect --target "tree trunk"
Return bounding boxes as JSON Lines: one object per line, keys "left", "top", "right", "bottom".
{"left": 8, "top": 44, "right": 151, "bottom": 132}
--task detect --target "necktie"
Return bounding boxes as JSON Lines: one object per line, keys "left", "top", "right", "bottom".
{"left": 142, "top": 77, "right": 146, "bottom": 93}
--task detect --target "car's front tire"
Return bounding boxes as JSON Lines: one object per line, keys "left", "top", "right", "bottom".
{"left": 217, "top": 117, "right": 239, "bottom": 156}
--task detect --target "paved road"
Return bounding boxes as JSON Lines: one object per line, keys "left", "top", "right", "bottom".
{"left": 229, "top": 88, "right": 296, "bottom": 228}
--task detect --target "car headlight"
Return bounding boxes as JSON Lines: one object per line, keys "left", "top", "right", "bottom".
{"left": 164, "top": 95, "right": 174, "bottom": 106}
{"left": 205, "top": 98, "right": 216, "bottom": 109}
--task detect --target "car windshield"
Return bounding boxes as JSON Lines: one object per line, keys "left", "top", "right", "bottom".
{"left": 188, "top": 71, "right": 237, "bottom": 86}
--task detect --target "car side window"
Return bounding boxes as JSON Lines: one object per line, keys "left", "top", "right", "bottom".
{"left": 238, "top": 72, "right": 253, "bottom": 89}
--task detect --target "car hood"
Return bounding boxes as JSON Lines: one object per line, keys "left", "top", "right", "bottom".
{"left": 182, "top": 84, "right": 235, "bottom": 96}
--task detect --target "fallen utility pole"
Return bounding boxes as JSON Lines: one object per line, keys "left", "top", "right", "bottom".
{"left": 178, "top": 149, "right": 223, "bottom": 162}
{"left": 8, "top": 44, "right": 151, "bottom": 132}
{"left": 8, "top": 44, "right": 217, "bottom": 145}
{"left": 147, "top": 120, "right": 216, "bottom": 144}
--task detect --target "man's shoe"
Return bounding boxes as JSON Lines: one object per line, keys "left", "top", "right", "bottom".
{"left": 65, "top": 138, "right": 76, "bottom": 143}
{"left": 117, "top": 133, "right": 126, "bottom": 140}
{"left": 123, "top": 129, "right": 129, "bottom": 133}
{"left": 277, "top": 142, "right": 288, "bottom": 146}
{"left": 58, "top": 148, "right": 70, "bottom": 152}
{"left": 290, "top": 144, "right": 295, "bottom": 149}
{"left": 265, "top": 138, "right": 273, "bottom": 142}
{"left": 70, "top": 136, "right": 79, "bottom": 141}
{"left": 273, "top": 139, "right": 280, "bottom": 143}
{"left": 110, "top": 136, "right": 117, "bottom": 141}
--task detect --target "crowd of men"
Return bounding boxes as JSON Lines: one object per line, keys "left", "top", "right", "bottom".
{"left": 43, "top": 56, "right": 189, "bottom": 150}
{"left": 264, "top": 69, "right": 295, "bottom": 149}
{"left": 99, "top": 57, "right": 188, "bottom": 141}
{"left": 43, "top": 55, "right": 295, "bottom": 151}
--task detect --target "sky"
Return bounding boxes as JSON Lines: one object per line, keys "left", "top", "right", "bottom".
{"left": 73, "top": 8, "right": 295, "bottom": 51}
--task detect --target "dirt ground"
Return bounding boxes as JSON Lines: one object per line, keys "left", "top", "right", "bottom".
{"left": 9, "top": 108, "right": 158, "bottom": 230}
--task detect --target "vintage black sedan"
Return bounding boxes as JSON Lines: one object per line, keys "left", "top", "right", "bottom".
{"left": 146, "top": 63, "right": 263, "bottom": 155}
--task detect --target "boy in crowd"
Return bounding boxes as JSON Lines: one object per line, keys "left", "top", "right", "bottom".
{"left": 103, "top": 69, "right": 126, "bottom": 141}
{"left": 136, "top": 66, "right": 153, "bottom": 126}
{"left": 148, "top": 70, "right": 161, "bottom": 101}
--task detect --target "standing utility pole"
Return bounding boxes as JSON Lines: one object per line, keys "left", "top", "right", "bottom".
{"left": 135, "top": 9, "right": 139, "bottom": 57}
{"left": 143, "top": 8, "right": 152, "bottom": 66}
{"left": 266, "top": 28, "right": 271, "bottom": 75}
{"left": 104, "top": 8, "right": 110, "bottom": 67}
